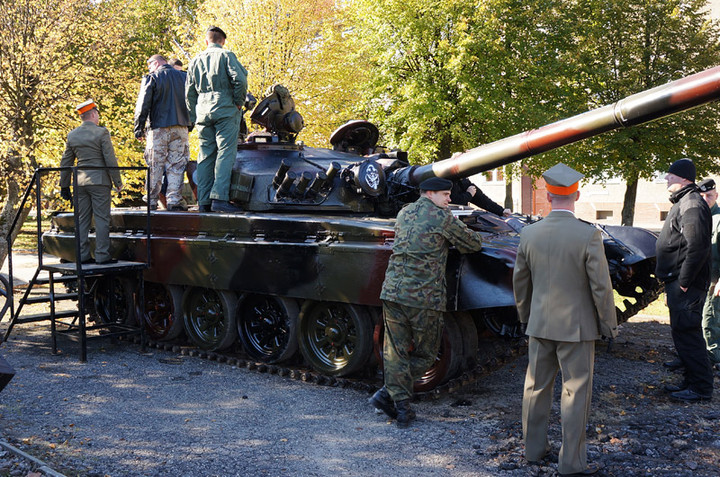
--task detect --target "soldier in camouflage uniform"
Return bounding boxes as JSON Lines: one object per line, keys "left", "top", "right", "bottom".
{"left": 370, "top": 177, "right": 483, "bottom": 428}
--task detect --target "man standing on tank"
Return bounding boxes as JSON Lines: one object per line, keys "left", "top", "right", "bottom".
{"left": 657, "top": 158, "right": 713, "bottom": 402}
{"left": 186, "top": 26, "right": 248, "bottom": 213}
{"left": 369, "top": 177, "right": 483, "bottom": 428}
{"left": 513, "top": 163, "right": 617, "bottom": 476}
{"left": 59, "top": 100, "right": 123, "bottom": 264}
{"left": 134, "top": 54, "right": 192, "bottom": 211}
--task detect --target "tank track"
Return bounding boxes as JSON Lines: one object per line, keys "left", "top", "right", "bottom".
{"left": 125, "top": 279, "right": 662, "bottom": 400}
{"left": 132, "top": 334, "right": 527, "bottom": 401}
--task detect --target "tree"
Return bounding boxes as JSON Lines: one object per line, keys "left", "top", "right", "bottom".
{"left": 0, "top": 0, "right": 106, "bottom": 264}
{"left": 190, "top": 0, "right": 363, "bottom": 147}
{"left": 565, "top": 0, "right": 720, "bottom": 225}
{"left": 0, "top": 0, "right": 198, "bottom": 267}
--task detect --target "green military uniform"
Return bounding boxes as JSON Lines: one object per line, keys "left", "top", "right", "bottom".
{"left": 60, "top": 121, "right": 122, "bottom": 263}
{"left": 186, "top": 42, "right": 248, "bottom": 208}
{"left": 380, "top": 196, "right": 483, "bottom": 401}
{"left": 702, "top": 202, "right": 720, "bottom": 364}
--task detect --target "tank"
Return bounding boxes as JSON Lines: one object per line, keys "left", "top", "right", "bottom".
{"left": 43, "top": 67, "right": 720, "bottom": 389}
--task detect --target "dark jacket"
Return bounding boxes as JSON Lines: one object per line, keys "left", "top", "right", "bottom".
{"left": 134, "top": 65, "right": 191, "bottom": 138}
{"left": 656, "top": 183, "right": 711, "bottom": 290}
{"left": 450, "top": 178, "right": 505, "bottom": 216}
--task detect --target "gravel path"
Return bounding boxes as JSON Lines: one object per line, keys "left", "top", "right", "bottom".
{"left": 0, "top": 314, "right": 719, "bottom": 477}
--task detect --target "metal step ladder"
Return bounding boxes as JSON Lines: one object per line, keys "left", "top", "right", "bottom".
{"left": 0, "top": 165, "right": 150, "bottom": 362}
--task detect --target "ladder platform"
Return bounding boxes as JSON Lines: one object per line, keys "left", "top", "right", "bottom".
{"left": 41, "top": 260, "right": 147, "bottom": 275}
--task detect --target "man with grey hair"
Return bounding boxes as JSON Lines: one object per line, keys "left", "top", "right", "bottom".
{"left": 134, "top": 54, "right": 191, "bottom": 211}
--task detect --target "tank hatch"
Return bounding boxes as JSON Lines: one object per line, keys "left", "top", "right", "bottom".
{"left": 330, "top": 120, "right": 379, "bottom": 155}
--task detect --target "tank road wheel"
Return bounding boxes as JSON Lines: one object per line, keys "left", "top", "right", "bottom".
{"left": 237, "top": 294, "right": 299, "bottom": 363}
{"left": 138, "top": 283, "right": 185, "bottom": 341}
{"left": 91, "top": 276, "right": 136, "bottom": 326}
{"left": 183, "top": 287, "right": 237, "bottom": 351}
{"left": 297, "top": 302, "right": 374, "bottom": 377}
{"left": 412, "top": 313, "right": 464, "bottom": 392}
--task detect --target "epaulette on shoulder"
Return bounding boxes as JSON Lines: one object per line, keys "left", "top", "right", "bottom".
{"left": 577, "top": 217, "right": 596, "bottom": 227}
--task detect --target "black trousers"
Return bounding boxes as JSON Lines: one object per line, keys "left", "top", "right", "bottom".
{"left": 666, "top": 280, "right": 714, "bottom": 395}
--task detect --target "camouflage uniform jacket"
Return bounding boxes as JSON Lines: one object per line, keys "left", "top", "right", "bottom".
{"left": 380, "top": 196, "right": 483, "bottom": 311}
{"left": 185, "top": 43, "right": 248, "bottom": 125}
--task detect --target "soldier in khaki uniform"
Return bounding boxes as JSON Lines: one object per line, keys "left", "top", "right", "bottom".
{"left": 186, "top": 26, "right": 248, "bottom": 213}
{"left": 59, "top": 100, "right": 123, "bottom": 264}
{"left": 370, "top": 177, "right": 483, "bottom": 428}
{"left": 513, "top": 163, "right": 617, "bottom": 476}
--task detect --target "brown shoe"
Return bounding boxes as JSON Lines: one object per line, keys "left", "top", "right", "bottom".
{"left": 559, "top": 462, "right": 602, "bottom": 476}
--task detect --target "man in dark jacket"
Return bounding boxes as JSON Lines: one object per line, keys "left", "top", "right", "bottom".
{"left": 656, "top": 158, "right": 713, "bottom": 402}
{"left": 134, "top": 54, "right": 192, "bottom": 211}
{"left": 450, "top": 178, "right": 511, "bottom": 216}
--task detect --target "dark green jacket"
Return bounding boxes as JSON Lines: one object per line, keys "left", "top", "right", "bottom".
{"left": 380, "top": 196, "right": 483, "bottom": 311}
{"left": 59, "top": 121, "right": 122, "bottom": 188}
{"left": 186, "top": 43, "right": 248, "bottom": 125}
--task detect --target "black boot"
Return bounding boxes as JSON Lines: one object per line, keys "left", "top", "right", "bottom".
{"left": 369, "top": 386, "right": 397, "bottom": 419}
{"left": 395, "top": 399, "right": 416, "bottom": 428}
{"left": 211, "top": 200, "right": 243, "bottom": 213}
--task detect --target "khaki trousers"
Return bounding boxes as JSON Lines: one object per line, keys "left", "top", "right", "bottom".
{"left": 76, "top": 184, "right": 111, "bottom": 263}
{"left": 522, "top": 337, "right": 595, "bottom": 475}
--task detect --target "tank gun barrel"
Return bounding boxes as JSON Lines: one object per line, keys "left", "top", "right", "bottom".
{"left": 408, "top": 65, "right": 720, "bottom": 184}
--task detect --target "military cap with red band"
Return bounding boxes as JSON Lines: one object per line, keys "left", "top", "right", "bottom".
{"left": 543, "top": 162, "right": 584, "bottom": 195}
{"left": 76, "top": 99, "right": 97, "bottom": 115}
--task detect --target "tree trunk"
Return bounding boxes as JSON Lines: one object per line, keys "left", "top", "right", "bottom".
{"left": 0, "top": 179, "right": 31, "bottom": 271}
{"left": 504, "top": 180, "right": 513, "bottom": 210}
{"left": 621, "top": 174, "right": 639, "bottom": 226}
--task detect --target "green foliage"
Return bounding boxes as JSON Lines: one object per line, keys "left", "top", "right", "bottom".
{"left": 190, "top": 0, "right": 364, "bottom": 148}
{"left": 350, "top": 0, "right": 720, "bottom": 215}
{"left": 0, "top": 0, "right": 199, "bottom": 210}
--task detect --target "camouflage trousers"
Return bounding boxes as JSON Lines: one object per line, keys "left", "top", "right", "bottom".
{"left": 381, "top": 300, "right": 443, "bottom": 402}
{"left": 144, "top": 126, "right": 189, "bottom": 207}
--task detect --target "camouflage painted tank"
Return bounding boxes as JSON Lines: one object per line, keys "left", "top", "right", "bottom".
{"left": 43, "top": 67, "right": 720, "bottom": 389}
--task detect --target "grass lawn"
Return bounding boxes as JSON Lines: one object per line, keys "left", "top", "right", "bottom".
{"left": 12, "top": 216, "right": 53, "bottom": 251}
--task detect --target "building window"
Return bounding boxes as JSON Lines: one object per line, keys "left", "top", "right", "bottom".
{"left": 596, "top": 210, "right": 613, "bottom": 220}
{"left": 660, "top": 211, "right": 668, "bottom": 221}
{"left": 479, "top": 168, "right": 504, "bottom": 183}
